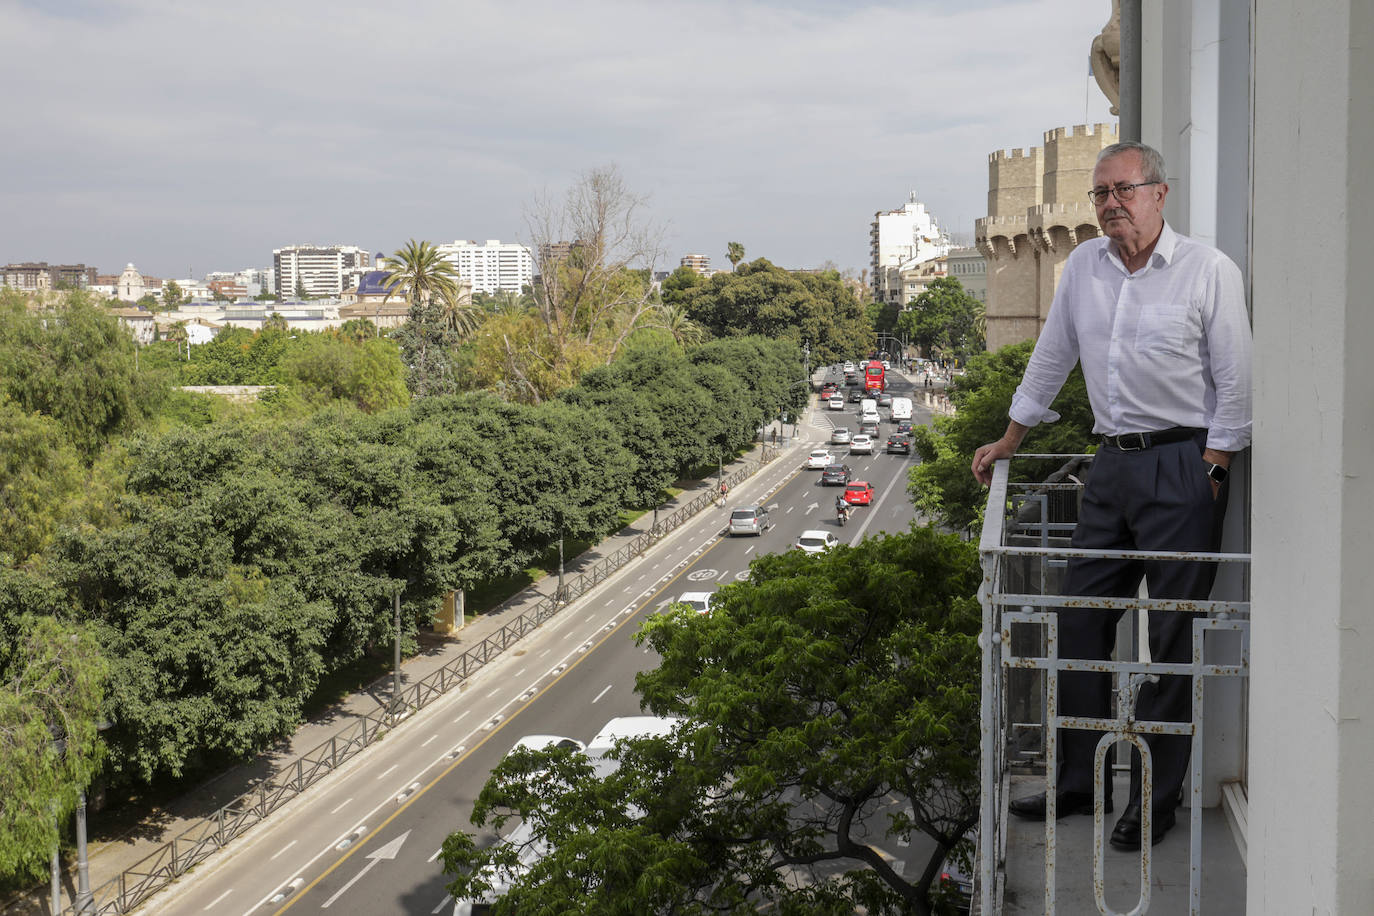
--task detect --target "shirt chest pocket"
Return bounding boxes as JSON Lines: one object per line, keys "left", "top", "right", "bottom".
{"left": 1134, "top": 302, "right": 1194, "bottom": 354}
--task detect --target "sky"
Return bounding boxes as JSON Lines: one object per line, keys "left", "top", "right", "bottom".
{"left": 2, "top": 0, "right": 1117, "bottom": 281}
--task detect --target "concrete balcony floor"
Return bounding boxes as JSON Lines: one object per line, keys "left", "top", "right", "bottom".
{"left": 1002, "top": 773, "right": 1247, "bottom": 915}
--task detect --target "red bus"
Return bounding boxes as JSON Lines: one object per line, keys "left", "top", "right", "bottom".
{"left": 863, "top": 359, "right": 885, "bottom": 392}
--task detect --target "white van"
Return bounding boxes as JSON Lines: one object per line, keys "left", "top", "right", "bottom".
{"left": 860, "top": 398, "right": 879, "bottom": 425}
{"left": 890, "top": 396, "right": 913, "bottom": 422}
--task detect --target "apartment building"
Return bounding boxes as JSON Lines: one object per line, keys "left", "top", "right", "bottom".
{"left": 272, "top": 245, "right": 370, "bottom": 300}
{"left": 869, "top": 194, "right": 951, "bottom": 304}
{"left": 679, "top": 253, "right": 710, "bottom": 274}
{"left": 435, "top": 239, "right": 533, "bottom": 295}
{"left": 2, "top": 262, "right": 98, "bottom": 290}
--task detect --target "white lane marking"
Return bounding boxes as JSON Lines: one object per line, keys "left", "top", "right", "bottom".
{"left": 716, "top": 569, "right": 729, "bottom": 580}
{"left": 204, "top": 889, "right": 233, "bottom": 910}
{"left": 745, "top": 545, "right": 756, "bottom": 554}
{"left": 329, "top": 797, "right": 353, "bottom": 815}
{"left": 485, "top": 687, "right": 501, "bottom": 698}
{"left": 269, "top": 840, "right": 297, "bottom": 861}
{"left": 452, "top": 711, "right": 470, "bottom": 725}
{"left": 538, "top": 649, "right": 551, "bottom": 658}
{"left": 514, "top": 667, "right": 526, "bottom": 678}
{"left": 421, "top": 734, "right": 437, "bottom": 747}
{"left": 376, "top": 764, "right": 398, "bottom": 781}
{"left": 592, "top": 684, "right": 613, "bottom": 703}
{"left": 321, "top": 831, "right": 410, "bottom": 908}
{"left": 431, "top": 894, "right": 454, "bottom": 913}
{"left": 427, "top": 846, "right": 443, "bottom": 863}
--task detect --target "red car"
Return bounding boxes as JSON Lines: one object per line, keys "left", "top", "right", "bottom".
{"left": 843, "top": 481, "right": 874, "bottom": 506}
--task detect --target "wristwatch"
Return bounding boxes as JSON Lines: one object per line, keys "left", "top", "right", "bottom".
{"left": 1206, "top": 463, "right": 1228, "bottom": 484}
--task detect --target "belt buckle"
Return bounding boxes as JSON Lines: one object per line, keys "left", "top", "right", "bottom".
{"left": 1117, "top": 432, "right": 1148, "bottom": 451}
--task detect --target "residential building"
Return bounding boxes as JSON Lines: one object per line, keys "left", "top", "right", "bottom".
{"left": 945, "top": 246, "right": 987, "bottom": 303}
{"left": 436, "top": 239, "right": 533, "bottom": 295}
{"left": 896, "top": 255, "right": 947, "bottom": 304}
{"left": 3, "top": 262, "right": 98, "bottom": 290}
{"left": 974, "top": 2, "right": 1371, "bottom": 914}
{"left": 272, "top": 244, "right": 370, "bottom": 300}
{"left": 109, "top": 306, "right": 156, "bottom": 344}
{"left": 338, "top": 270, "right": 413, "bottom": 329}
{"left": 869, "top": 193, "right": 951, "bottom": 304}
{"left": 975, "top": 122, "right": 1119, "bottom": 350}
{"left": 680, "top": 253, "right": 710, "bottom": 274}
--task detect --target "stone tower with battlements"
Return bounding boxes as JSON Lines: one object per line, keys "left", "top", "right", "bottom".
{"left": 976, "top": 123, "right": 1118, "bottom": 350}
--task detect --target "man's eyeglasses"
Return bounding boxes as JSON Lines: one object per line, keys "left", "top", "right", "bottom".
{"left": 1088, "top": 181, "right": 1161, "bottom": 205}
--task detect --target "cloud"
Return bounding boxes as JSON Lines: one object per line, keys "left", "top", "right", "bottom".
{"left": 0, "top": 0, "right": 1116, "bottom": 277}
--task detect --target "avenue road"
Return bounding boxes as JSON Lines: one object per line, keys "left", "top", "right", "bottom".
{"left": 146, "top": 367, "right": 937, "bottom": 916}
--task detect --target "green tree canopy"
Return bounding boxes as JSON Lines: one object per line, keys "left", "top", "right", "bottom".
{"left": 659, "top": 265, "right": 707, "bottom": 308}
{"left": 442, "top": 527, "right": 983, "bottom": 915}
{"left": 726, "top": 241, "right": 745, "bottom": 270}
{"left": 383, "top": 239, "right": 464, "bottom": 398}
{"left": 680, "top": 259, "right": 870, "bottom": 365}
{"left": 0, "top": 586, "right": 108, "bottom": 882}
{"left": 908, "top": 339, "right": 1096, "bottom": 532}
{"left": 895, "top": 277, "right": 984, "bottom": 361}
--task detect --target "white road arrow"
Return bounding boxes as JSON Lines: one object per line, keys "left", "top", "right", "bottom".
{"left": 806, "top": 502, "right": 818, "bottom": 514}
{"left": 322, "top": 830, "right": 411, "bottom": 908}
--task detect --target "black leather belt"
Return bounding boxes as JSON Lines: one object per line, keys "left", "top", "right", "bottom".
{"left": 1100, "top": 427, "right": 1204, "bottom": 451}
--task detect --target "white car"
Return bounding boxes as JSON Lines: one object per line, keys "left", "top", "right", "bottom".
{"left": 849, "top": 434, "right": 874, "bottom": 455}
{"left": 675, "top": 591, "right": 715, "bottom": 615}
{"left": 827, "top": 395, "right": 845, "bottom": 410}
{"left": 807, "top": 449, "right": 833, "bottom": 469}
{"left": 843, "top": 361, "right": 855, "bottom": 372}
{"left": 507, "top": 734, "right": 586, "bottom": 755}
{"left": 795, "top": 529, "right": 840, "bottom": 554}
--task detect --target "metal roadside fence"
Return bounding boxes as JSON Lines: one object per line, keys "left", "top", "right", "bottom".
{"left": 49, "top": 456, "right": 775, "bottom": 916}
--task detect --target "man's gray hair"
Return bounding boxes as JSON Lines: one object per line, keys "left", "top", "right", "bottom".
{"left": 1097, "top": 141, "right": 1167, "bottom": 183}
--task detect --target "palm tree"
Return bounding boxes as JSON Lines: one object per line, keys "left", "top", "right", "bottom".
{"left": 436, "top": 284, "right": 484, "bottom": 339}
{"left": 652, "top": 302, "right": 706, "bottom": 347}
{"left": 382, "top": 240, "right": 462, "bottom": 397}
{"left": 380, "top": 239, "right": 460, "bottom": 309}
{"left": 726, "top": 241, "right": 745, "bottom": 271}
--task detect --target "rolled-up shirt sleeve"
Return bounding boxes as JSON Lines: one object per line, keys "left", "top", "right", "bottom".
{"left": 1204, "top": 256, "right": 1253, "bottom": 452}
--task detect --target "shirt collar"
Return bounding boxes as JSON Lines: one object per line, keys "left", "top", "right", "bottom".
{"left": 1099, "top": 220, "right": 1176, "bottom": 272}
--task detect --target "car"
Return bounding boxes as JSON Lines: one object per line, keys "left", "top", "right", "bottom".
{"left": 827, "top": 395, "right": 845, "bottom": 410}
{"left": 806, "top": 449, "right": 833, "bottom": 469}
{"left": 842, "top": 361, "right": 855, "bottom": 372}
{"left": 843, "top": 481, "right": 875, "bottom": 505}
{"left": 675, "top": 591, "right": 715, "bottom": 615}
{"left": 935, "top": 831, "right": 976, "bottom": 913}
{"left": 886, "top": 434, "right": 911, "bottom": 454}
{"left": 794, "top": 529, "right": 840, "bottom": 554}
{"left": 896, "top": 419, "right": 914, "bottom": 435}
{"left": 507, "top": 734, "right": 586, "bottom": 755}
{"left": 830, "top": 427, "right": 852, "bottom": 445}
{"left": 727, "top": 504, "right": 771, "bottom": 536}
{"left": 860, "top": 424, "right": 881, "bottom": 441}
{"left": 820, "top": 463, "right": 852, "bottom": 485}
{"left": 820, "top": 388, "right": 838, "bottom": 401}
{"left": 877, "top": 392, "right": 893, "bottom": 407}
{"left": 848, "top": 388, "right": 865, "bottom": 402}
{"left": 849, "top": 434, "right": 874, "bottom": 455}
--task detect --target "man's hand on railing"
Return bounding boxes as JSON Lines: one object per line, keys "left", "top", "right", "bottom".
{"left": 972, "top": 421, "right": 1032, "bottom": 485}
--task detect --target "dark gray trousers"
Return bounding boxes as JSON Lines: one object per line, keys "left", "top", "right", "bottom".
{"left": 1055, "top": 433, "right": 1229, "bottom": 813}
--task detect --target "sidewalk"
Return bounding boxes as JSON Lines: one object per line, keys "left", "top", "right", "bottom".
{"left": 8, "top": 419, "right": 814, "bottom": 916}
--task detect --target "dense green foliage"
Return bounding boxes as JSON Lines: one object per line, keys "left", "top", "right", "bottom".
{"left": 895, "top": 277, "right": 984, "bottom": 362}
{"left": 679, "top": 259, "right": 872, "bottom": 365}
{"left": 0, "top": 583, "right": 108, "bottom": 882}
{"left": 908, "top": 340, "right": 1096, "bottom": 532}
{"left": 442, "top": 528, "right": 983, "bottom": 916}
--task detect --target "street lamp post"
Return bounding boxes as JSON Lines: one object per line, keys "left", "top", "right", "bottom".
{"left": 392, "top": 592, "right": 402, "bottom": 718}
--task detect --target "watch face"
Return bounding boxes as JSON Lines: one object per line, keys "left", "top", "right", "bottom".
{"left": 1207, "top": 463, "right": 1228, "bottom": 483}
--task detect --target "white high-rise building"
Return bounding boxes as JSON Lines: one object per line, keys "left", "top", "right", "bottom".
{"left": 869, "top": 193, "right": 951, "bottom": 304}
{"left": 273, "top": 245, "right": 370, "bottom": 300}
{"left": 435, "top": 239, "right": 533, "bottom": 295}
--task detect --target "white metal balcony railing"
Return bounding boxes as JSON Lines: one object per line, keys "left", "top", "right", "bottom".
{"left": 976, "top": 455, "right": 1251, "bottom": 916}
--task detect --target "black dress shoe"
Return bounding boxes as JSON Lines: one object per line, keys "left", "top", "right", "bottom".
{"left": 1109, "top": 802, "right": 1178, "bottom": 849}
{"left": 1008, "top": 790, "right": 1112, "bottom": 820}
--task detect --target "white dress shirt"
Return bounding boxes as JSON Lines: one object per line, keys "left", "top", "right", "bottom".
{"left": 1009, "top": 222, "right": 1252, "bottom": 453}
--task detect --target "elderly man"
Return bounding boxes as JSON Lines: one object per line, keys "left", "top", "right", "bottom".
{"left": 972, "top": 141, "right": 1251, "bottom": 849}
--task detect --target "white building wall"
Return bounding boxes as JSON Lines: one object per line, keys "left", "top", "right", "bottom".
{"left": 1247, "top": 2, "right": 1374, "bottom": 913}
{"left": 436, "top": 239, "right": 533, "bottom": 295}
{"left": 869, "top": 195, "right": 951, "bottom": 302}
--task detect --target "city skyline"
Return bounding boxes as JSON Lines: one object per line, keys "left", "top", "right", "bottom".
{"left": 2, "top": 0, "right": 1117, "bottom": 280}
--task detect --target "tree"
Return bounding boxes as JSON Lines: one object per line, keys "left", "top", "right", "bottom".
{"left": 650, "top": 301, "right": 706, "bottom": 348}
{"left": 895, "top": 277, "right": 984, "bottom": 361}
{"left": 0, "top": 404, "right": 84, "bottom": 568}
{"left": 442, "top": 527, "right": 984, "bottom": 915}
{"left": 0, "top": 293, "right": 149, "bottom": 461}
{"left": 162, "top": 280, "right": 185, "bottom": 309}
{"left": 907, "top": 340, "right": 1095, "bottom": 532}
{"left": 659, "top": 265, "right": 706, "bottom": 308}
{"left": 382, "top": 239, "right": 463, "bottom": 398}
{"left": 726, "top": 241, "right": 745, "bottom": 271}
{"left": 681, "top": 259, "right": 870, "bottom": 365}
{"left": 0, "top": 593, "right": 108, "bottom": 883}
{"left": 276, "top": 335, "right": 409, "bottom": 413}
{"left": 294, "top": 280, "right": 310, "bottom": 302}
